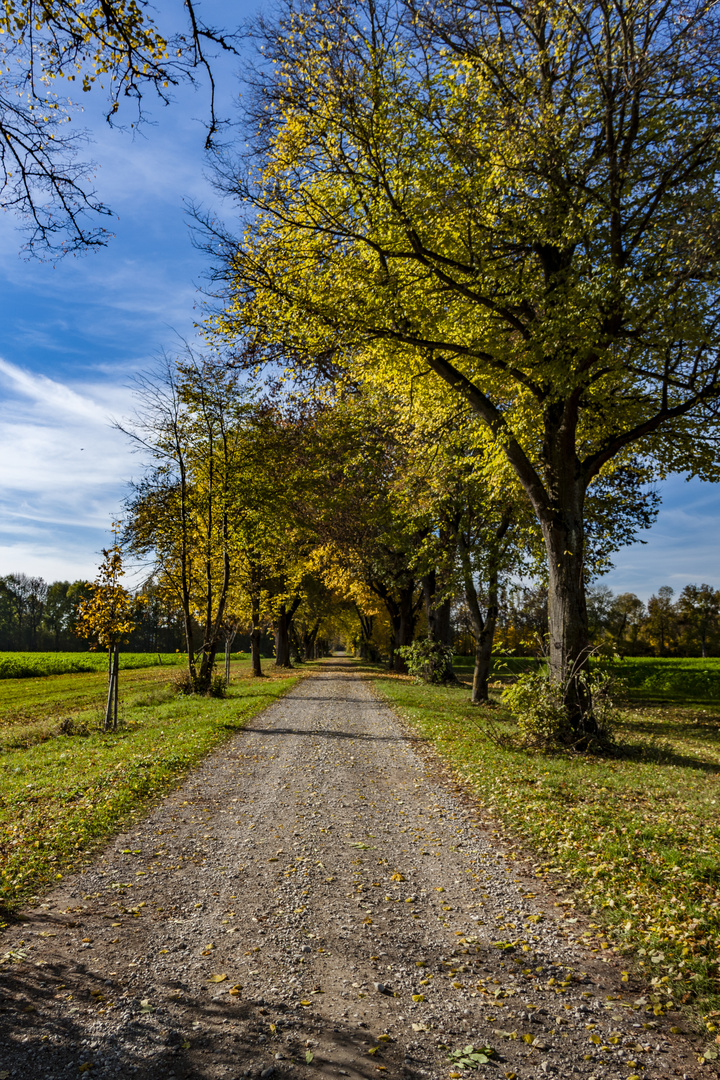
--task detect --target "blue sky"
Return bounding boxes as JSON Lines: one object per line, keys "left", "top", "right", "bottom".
{"left": 0, "top": 2, "right": 718, "bottom": 601}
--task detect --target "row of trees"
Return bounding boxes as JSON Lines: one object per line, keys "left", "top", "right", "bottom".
{"left": 114, "top": 356, "right": 661, "bottom": 699}
{"left": 457, "top": 583, "right": 720, "bottom": 660}
{"left": 5, "top": 0, "right": 720, "bottom": 740}
{"left": 195, "top": 0, "right": 720, "bottom": 741}
{"left": 0, "top": 573, "right": 188, "bottom": 653}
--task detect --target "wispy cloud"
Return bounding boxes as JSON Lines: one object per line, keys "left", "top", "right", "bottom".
{"left": 604, "top": 475, "right": 720, "bottom": 601}
{"left": 0, "top": 357, "right": 142, "bottom": 580}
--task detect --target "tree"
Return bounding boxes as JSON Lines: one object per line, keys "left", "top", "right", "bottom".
{"left": 122, "top": 355, "right": 255, "bottom": 692}
{"left": 75, "top": 539, "right": 135, "bottom": 730}
{"left": 211, "top": 0, "right": 720, "bottom": 739}
{"left": 645, "top": 586, "right": 677, "bottom": 658}
{"left": 677, "top": 584, "right": 720, "bottom": 658}
{"left": 1, "top": 0, "right": 236, "bottom": 255}
{"left": 607, "top": 592, "right": 646, "bottom": 656}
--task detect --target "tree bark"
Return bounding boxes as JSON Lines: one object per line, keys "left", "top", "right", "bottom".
{"left": 274, "top": 596, "right": 301, "bottom": 668}
{"left": 250, "top": 589, "right": 263, "bottom": 677}
{"left": 540, "top": 480, "right": 597, "bottom": 739}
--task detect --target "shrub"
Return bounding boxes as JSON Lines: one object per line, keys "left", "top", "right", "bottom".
{"left": 174, "top": 670, "right": 226, "bottom": 697}
{"left": 398, "top": 639, "right": 456, "bottom": 684}
{"left": 502, "top": 668, "right": 620, "bottom": 749}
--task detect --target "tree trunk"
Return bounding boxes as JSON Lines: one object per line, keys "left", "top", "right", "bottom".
{"left": 274, "top": 597, "right": 301, "bottom": 668}
{"left": 421, "top": 571, "right": 456, "bottom": 684}
{"left": 302, "top": 619, "right": 321, "bottom": 661}
{"left": 458, "top": 537, "right": 498, "bottom": 703}
{"left": 250, "top": 591, "right": 263, "bottom": 677}
{"left": 354, "top": 606, "right": 376, "bottom": 660}
{"left": 274, "top": 605, "right": 292, "bottom": 667}
{"left": 392, "top": 584, "right": 418, "bottom": 672}
{"left": 104, "top": 644, "right": 119, "bottom": 731}
{"left": 541, "top": 498, "right": 597, "bottom": 739}
{"left": 113, "top": 642, "right": 119, "bottom": 730}
{"left": 104, "top": 647, "right": 114, "bottom": 731}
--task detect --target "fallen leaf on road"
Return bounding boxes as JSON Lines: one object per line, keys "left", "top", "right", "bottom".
{"left": 390, "top": 873, "right": 405, "bottom": 882}
{"left": 209, "top": 974, "right": 228, "bottom": 983}
{"left": 412, "top": 994, "right": 425, "bottom": 1002}
{"left": 305, "top": 1051, "right": 314, "bottom": 1064}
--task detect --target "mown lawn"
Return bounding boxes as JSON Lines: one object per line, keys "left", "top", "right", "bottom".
{"left": 367, "top": 664, "right": 720, "bottom": 1034}
{"left": 0, "top": 659, "right": 301, "bottom": 921}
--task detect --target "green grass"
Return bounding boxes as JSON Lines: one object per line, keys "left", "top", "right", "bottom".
{"left": 0, "top": 651, "right": 191, "bottom": 680}
{"left": 0, "top": 659, "right": 300, "bottom": 919}
{"left": 453, "top": 653, "right": 720, "bottom": 701}
{"left": 365, "top": 663, "right": 720, "bottom": 1028}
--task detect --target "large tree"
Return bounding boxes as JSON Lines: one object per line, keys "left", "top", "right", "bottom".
{"left": 208, "top": 0, "right": 720, "bottom": 736}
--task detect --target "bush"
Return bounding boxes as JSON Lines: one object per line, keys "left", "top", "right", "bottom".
{"left": 502, "top": 668, "right": 620, "bottom": 749}
{"left": 174, "top": 670, "right": 227, "bottom": 697}
{"left": 398, "top": 639, "right": 456, "bottom": 684}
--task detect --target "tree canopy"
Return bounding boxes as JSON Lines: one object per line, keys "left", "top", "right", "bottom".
{"left": 205, "top": 0, "right": 720, "bottom": 734}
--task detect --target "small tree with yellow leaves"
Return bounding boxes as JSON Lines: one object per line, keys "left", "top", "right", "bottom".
{"left": 76, "top": 539, "right": 135, "bottom": 731}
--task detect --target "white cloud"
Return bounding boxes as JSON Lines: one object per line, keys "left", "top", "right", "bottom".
{"left": 0, "top": 357, "right": 142, "bottom": 579}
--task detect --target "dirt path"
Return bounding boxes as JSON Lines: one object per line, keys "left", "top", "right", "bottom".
{"left": 0, "top": 660, "right": 707, "bottom": 1080}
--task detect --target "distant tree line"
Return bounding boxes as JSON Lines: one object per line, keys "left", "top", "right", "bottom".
{"left": 452, "top": 583, "right": 720, "bottom": 660}
{"left": 0, "top": 574, "right": 277, "bottom": 657}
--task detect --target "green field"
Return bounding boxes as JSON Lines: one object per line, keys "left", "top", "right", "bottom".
{"left": 0, "top": 657, "right": 300, "bottom": 918}
{"left": 369, "top": 661, "right": 720, "bottom": 1029}
{"left": 0, "top": 650, "right": 251, "bottom": 680}
{"left": 453, "top": 654, "right": 720, "bottom": 701}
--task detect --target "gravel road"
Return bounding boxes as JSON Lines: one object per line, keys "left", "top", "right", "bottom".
{"left": 0, "top": 659, "right": 710, "bottom": 1080}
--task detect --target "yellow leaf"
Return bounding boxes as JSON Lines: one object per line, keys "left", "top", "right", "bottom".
{"left": 368, "top": 1047, "right": 379, "bottom": 1055}
{"left": 390, "top": 873, "right": 405, "bottom": 882}
{"left": 378, "top": 1034, "right": 391, "bottom": 1040}
{"left": 229, "top": 985, "right": 242, "bottom": 996}
{"left": 209, "top": 974, "right": 228, "bottom": 983}
{"left": 181, "top": 1040, "right": 191, "bottom": 1049}
{"left": 299, "top": 1000, "right": 312, "bottom": 1006}
{"left": 412, "top": 994, "right": 425, "bottom": 1002}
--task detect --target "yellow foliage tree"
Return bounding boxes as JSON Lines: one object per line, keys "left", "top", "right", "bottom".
{"left": 75, "top": 537, "right": 135, "bottom": 730}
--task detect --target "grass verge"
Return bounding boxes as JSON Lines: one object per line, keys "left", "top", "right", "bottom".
{"left": 367, "top": 665, "right": 720, "bottom": 1035}
{"left": 0, "top": 662, "right": 301, "bottom": 921}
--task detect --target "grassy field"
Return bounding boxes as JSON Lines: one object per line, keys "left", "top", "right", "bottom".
{"left": 367, "top": 662, "right": 720, "bottom": 1035}
{"left": 0, "top": 650, "right": 252, "bottom": 680}
{"left": 454, "top": 653, "right": 720, "bottom": 702}
{"left": 0, "top": 658, "right": 301, "bottom": 920}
